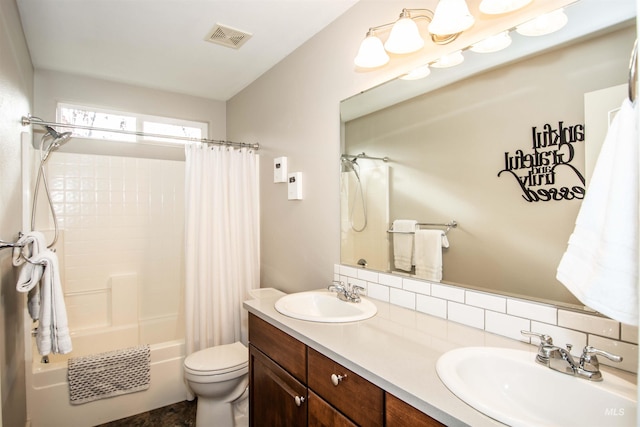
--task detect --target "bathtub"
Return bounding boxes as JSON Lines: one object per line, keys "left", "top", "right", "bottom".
{"left": 26, "top": 324, "right": 188, "bottom": 427}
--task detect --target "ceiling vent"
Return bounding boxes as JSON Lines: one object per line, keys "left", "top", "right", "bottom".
{"left": 205, "top": 24, "right": 252, "bottom": 49}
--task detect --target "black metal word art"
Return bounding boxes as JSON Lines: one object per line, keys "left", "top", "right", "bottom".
{"left": 498, "top": 121, "right": 586, "bottom": 202}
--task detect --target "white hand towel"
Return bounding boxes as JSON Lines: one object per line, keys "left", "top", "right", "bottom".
{"left": 30, "top": 250, "right": 72, "bottom": 355}
{"left": 557, "top": 98, "right": 638, "bottom": 326}
{"left": 392, "top": 220, "right": 418, "bottom": 271}
{"left": 414, "top": 230, "right": 446, "bottom": 282}
{"left": 12, "top": 231, "right": 46, "bottom": 267}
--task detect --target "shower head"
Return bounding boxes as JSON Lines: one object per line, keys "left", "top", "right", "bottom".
{"left": 44, "top": 126, "right": 72, "bottom": 150}
{"left": 340, "top": 156, "right": 360, "bottom": 180}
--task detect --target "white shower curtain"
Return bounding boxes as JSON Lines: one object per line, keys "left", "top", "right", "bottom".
{"left": 184, "top": 143, "right": 260, "bottom": 358}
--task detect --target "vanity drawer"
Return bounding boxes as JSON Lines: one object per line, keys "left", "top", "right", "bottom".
{"left": 307, "top": 347, "right": 383, "bottom": 426}
{"left": 248, "top": 314, "right": 307, "bottom": 383}
{"left": 385, "top": 393, "right": 445, "bottom": 427}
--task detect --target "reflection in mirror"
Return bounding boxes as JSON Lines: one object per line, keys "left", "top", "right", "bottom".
{"left": 340, "top": 1, "right": 636, "bottom": 308}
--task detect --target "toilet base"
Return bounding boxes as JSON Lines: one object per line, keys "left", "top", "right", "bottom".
{"left": 196, "top": 397, "right": 233, "bottom": 427}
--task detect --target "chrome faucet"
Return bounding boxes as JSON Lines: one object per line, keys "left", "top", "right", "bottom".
{"left": 328, "top": 281, "right": 365, "bottom": 303}
{"left": 521, "top": 331, "right": 622, "bottom": 381}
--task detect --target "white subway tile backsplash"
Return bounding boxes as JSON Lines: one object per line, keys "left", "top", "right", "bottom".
{"left": 402, "top": 278, "right": 431, "bottom": 295}
{"left": 432, "top": 283, "right": 464, "bottom": 303}
{"left": 379, "top": 273, "right": 403, "bottom": 288}
{"left": 531, "top": 321, "right": 587, "bottom": 353}
{"left": 390, "top": 288, "right": 416, "bottom": 310}
{"left": 507, "top": 299, "right": 557, "bottom": 324}
{"left": 336, "top": 265, "right": 638, "bottom": 374}
{"left": 357, "top": 269, "right": 379, "bottom": 283}
{"left": 621, "top": 324, "right": 638, "bottom": 344}
{"left": 416, "top": 295, "right": 447, "bottom": 319}
{"left": 558, "top": 310, "right": 619, "bottom": 339}
{"left": 466, "top": 291, "right": 506, "bottom": 313}
{"left": 448, "top": 302, "right": 484, "bottom": 329}
{"left": 588, "top": 335, "right": 638, "bottom": 372}
{"left": 486, "top": 311, "right": 530, "bottom": 341}
{"left": 367, "top": 283, "right": 390, "bottom": 302}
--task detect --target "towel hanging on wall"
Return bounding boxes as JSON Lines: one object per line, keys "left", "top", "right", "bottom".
{"left": 557, "top": 98, "right": 638, "bottom": 326}
{"left": 392, "top": 220, "right": 418, "bottom": 271}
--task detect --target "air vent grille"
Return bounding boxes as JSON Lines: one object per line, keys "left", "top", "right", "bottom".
{"left": 205, "top": 24, "right": 252, "bottom": 49}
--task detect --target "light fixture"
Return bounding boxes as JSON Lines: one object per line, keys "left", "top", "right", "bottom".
{"left": 354, "top": 2, "right": 475, "bottom": 69}
{"left": 479, "top": 0, "right": 532, "bottom": 15}
{"left": 516, "top": 8, "right": 568, "bottom": 37}
{"left": 354, "top": 30, "right": 390, "bottom": 68}
{"left": 470, "top": 31, "right": 512, "bottom": 53}
{"left": 429, "top": 0, "right": 475, "bottom": 36}
{"left": 432, "top": 50, "right": 465, "bottom": 68}
{"left": 400, "top": 64, "right": 431, "bottom": 80}
{"left": 385, "top": 10, "right": 425, "bottom": 54}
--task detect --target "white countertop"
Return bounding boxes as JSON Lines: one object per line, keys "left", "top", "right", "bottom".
{"left": 243, "top": 289, "right": 537, "bottom": 426}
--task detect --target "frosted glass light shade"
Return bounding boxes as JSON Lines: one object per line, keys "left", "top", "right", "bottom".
{"left": 354, "top": 35, "right": 390, "bottom": 68}
{"left": 516, "top": 9, "right": 568, "bottom": 37}
{"left": 479, "top": 0, "right": 532, "bottom": 15}
{"left": 470, "top": 31, "right": 512, "bottom": 53}
{"left": 432, "top": 50, "right": 464, "bottom": 68}
{"left": 384, "top": 17, "right": 425, "bottom": 54}
{"left": 429, "top": 0, "right": 475, "bottom": 36}
{"left": 400, "top": 64, "right": 431, "bottom": 80}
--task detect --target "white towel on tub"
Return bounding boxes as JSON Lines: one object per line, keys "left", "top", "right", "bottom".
{"left": 30, "top": 250, "right": 72, "bottom": 355}
{"left": 392, "top": 220, "right": 418, "bottom": 271}
{"left": 557, "top": 98, "right": 638, "bottom": 325}
{"left": 14, "top": 231, "right": 47, "bottom": 320}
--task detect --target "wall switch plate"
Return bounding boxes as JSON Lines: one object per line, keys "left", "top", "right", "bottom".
{"left": 288, "top": 172, "right": 302, "bottom": 200}
{"left": 274, "top": 157, "right": 287, "bottom": 183}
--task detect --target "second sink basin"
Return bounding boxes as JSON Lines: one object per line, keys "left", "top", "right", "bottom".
{"left": 437, "top": 346, "right": 637, "bottom": 427}
{"left": 274, "top": 290, "right": 377, "bottom": 323}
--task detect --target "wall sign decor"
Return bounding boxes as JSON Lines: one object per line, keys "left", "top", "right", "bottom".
{"left": 498, "top": 121, "right": 586, "bottom": 202}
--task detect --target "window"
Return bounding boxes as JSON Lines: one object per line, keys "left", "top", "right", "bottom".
{"left": 57, "top": 103, "right": 208, "bottom": 145}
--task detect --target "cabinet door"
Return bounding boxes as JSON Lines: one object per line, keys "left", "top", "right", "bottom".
{"left": 385, "top": 393, "right": 445, "bottom": 427}
{"left": 249, "top": 313, "right": 307, "bottom": 383}
{"left": 250, "top": 345, "right": 307, "bottom": 427}
{"left": 308, "top": 348, "right": 383, "bottom": 426}
{"left": 308, "top": 390, "right": 357, "bottom": 427}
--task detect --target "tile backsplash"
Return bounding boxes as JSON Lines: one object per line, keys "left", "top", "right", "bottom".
{"left": 335, "top": 264, "right": 639, "bottom": 374}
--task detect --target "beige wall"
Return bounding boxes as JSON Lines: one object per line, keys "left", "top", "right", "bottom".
{"left": 226, "top": 1, "right": 427, "bottom": 293}
{"left": 0, "top": 0, "right": 33, "bottom": 425}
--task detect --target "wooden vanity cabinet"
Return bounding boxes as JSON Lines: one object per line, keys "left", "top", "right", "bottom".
{"left": 248, "top": 313, "right": 443, "bottom": 427}
{"left": 308, "top": 347, "right": 384, "bottom": 426}
{"left": 385, "top": 393, "right": 445, "bottom": 427}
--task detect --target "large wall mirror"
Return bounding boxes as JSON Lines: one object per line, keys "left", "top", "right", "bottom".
{"left": 340, "top": 0, "right": 636, "bottom": 309}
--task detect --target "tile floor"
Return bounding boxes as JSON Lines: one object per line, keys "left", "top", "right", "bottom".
{"left": 95, "top": 400, "right": 196, "bottom": 427}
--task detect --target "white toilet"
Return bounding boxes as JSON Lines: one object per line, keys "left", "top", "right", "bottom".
{"left": 184, "top": 341, "right": 249, "bottom": 427}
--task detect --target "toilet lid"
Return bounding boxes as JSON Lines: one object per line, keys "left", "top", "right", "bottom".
{"left": 184, "top": 341, "right": 248, "bottom": 374}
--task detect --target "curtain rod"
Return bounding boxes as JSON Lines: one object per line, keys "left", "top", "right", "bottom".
{"left": 21, "top": 115, "right": 260, "bottom": 151}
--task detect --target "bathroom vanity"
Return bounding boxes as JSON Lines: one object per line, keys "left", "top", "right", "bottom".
{"left": 244, "top": 291, "right": 530, "bottom": 426}
{"left": 249, "top": 314, "right": 442, "bottom": 426}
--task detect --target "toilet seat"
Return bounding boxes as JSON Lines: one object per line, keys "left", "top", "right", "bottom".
{"left": 184, "top": 341, "right": 248, "bottom": 376}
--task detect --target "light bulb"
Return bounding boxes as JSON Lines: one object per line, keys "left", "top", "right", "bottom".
{"left": 432, "top": 50, "right": 464, "bottom": 68}
{"left": 470, "top": 31, "right": 512, "bottom": 53}
{"left": 429, "top": 0, "right": 475, "bottom": 36}
{"left": 354, "top": 34, "right": 390, "bottom": 68}
{"left": 516, "top": 9, "right": 568, "bottom": 37}
{"left": 401, "top": 64, "right": 431, "bottom": 80}
{"left": 384, "top": 17, "right": 424, "bottom": 54}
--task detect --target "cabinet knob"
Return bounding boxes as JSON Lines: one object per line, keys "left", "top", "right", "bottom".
{"left": 331, "top": 373, "right": 346, "bottom": 386}
{"left": 294, "top": 395, "right": 305, "bottom": 407}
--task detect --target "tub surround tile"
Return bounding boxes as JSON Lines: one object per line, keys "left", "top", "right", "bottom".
{"left": 336, "top": 264, "right": 637, "bottom": 374}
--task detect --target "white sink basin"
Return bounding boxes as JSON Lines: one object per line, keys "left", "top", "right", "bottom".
{"left": 274, "top": 290, "right": 377, "bottom": 323}
{"left": 437, "top": 347, "right": 637, "bottom": 426}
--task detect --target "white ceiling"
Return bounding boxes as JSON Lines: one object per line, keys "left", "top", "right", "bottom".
{"left": 16, "top": 0, "right": 358, "bottom": 101}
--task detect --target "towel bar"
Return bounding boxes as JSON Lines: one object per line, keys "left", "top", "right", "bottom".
{"left": 387, "top": 220, "right": 457, "bottom": 235}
